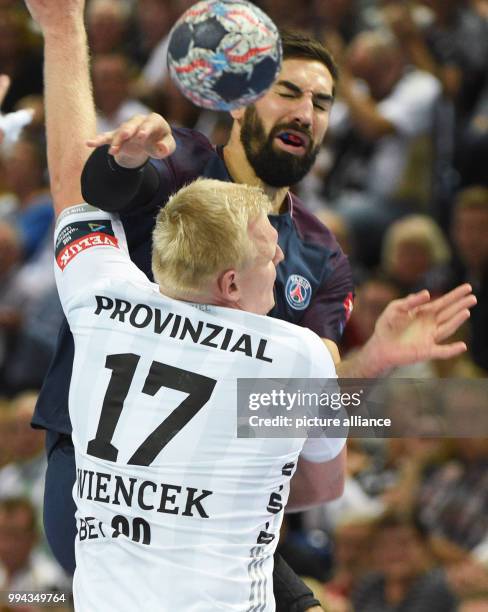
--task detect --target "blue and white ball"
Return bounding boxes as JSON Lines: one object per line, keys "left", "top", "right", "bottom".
{"left": 167, "top": 0, "right": 282, "bottom": 111}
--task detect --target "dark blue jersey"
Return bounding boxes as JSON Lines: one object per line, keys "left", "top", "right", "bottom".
{"left": 32, "top": 128, "right": 353, "bottom": 434}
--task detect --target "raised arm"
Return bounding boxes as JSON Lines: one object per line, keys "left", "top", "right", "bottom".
{"left": 81, "top": 114, "right": 175, "bottom": 214}
{"left": 25, "top": 0, "right": 95, "bottom": 217}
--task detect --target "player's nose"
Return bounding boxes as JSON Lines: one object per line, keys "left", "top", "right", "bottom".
{"left": 291, "top": 94, "right": 314, "bottom": 129}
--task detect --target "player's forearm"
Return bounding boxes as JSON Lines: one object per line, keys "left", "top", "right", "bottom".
{"left": 336, "top": 338, "right": 388, "bottom": 378}
{"left": 81, "top": 145, "right": 160, "bottom": 213}
{"left": 287, "top": 449, "right": 346, "bottom": 512}
{"left": 43, "top": 20, "right": 96, "bottom": 215}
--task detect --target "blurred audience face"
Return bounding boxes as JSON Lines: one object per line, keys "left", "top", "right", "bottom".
{"left": 452, "top": 201, "right": 488, "bottom": 272}
{"left": 373, "top": 524, "right": 429, "bottom": 581}
{"left": 1, "top": 140, "right": 44, "bottom": 201}
{"left": 352, "top": 279, "right": 400, "bottom": 342}
{"left": 334, "top": 521, "right": 372, "bottom": 575}
{"left": 312, "top": 0, "right": 354, "bottom": 23}
{"left": 347, "top": 33, "right": 404, "bottom": 100}
{"left": 389, "top": 240, "right": 432, "bottom": 287}
{"left": 87, "top": 0, "right": 128, "bottom": 55}
{"left": 158, "top": 75, "right": 199, "bottom": 128}
{"left": 136, "top": 0, "right": 175, "bottom": 48}
{"left": 0, "top": 500, "right": 37, "bottom": 577}
{"left": 10, "top": 393, "right": 44, "bottom": 462}
{"left": 92, "top": 54, "right": 131, "bottom": 117}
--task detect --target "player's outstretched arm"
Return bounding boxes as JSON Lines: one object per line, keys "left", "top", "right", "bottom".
{"left": 336, "top": 284, "right": 477, "bottom": 378}
{"left": 86, "top": 113, "right": 176, "bottom": 169}
{"left": 81, "top": 114, "right": 176, "bottom": 214}
{"left": 25, "top": 0, "right": 95, "bottom": 218}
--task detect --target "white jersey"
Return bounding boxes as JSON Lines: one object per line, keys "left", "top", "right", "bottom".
{"left": 54, "top": 205, "right": 342, "bottom": 612}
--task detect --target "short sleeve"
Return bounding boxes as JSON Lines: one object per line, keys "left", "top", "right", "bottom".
{"left": 54, "top": 204, "right": 147, "bottom": 314}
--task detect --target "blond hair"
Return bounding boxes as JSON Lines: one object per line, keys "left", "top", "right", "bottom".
{"left": 152, "top": 179, "right": 271, "bottom": 296}
{"left": 382, "top": 214, "right": 451, "bottom": 274}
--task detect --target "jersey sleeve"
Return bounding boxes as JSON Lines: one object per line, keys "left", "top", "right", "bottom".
{"left": 302, "top": 329, "right": 347, "bottom": 462}
{"left": 301, "top": 248, "right": 354, "bottom": 343}
{"left": 54, "top": 204, "right": 147, "bottom": 314}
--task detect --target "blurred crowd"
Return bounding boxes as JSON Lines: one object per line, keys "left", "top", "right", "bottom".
{"left": 0, "top": 0, "right": 486, "bottom": 610}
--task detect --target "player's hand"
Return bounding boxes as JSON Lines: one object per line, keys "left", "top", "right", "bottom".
{"left": 24, "top": 0, "right": 85, "bottom": 32}
{"left": 0, "top": 74, "right": 10, "bottom": 144}
{"left": 369, "top": 283, "right": 476, "bottom": 371}
{"left": 86, "top": 113, "right": 176, "bottom": 168}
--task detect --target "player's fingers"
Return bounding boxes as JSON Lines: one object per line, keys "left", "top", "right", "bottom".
{"left": 435, "top": 309, "right": 471, "bottom": 342}
{"left": 430, "top": 341, "right": 467, "bottom": 361}
{"left": 391, "top": 290, "right": 430, "bottom": 316}
{"left": 133, "top": 114, "right": 175, "bottom": 158}
{"left": 151, "top": 132, "right": 176, "bottom": 158}
{"left": 0, "top": 74, "right": 10, "bottom": 108}
{"left": 430, "top": 283, "right": 473, "bottom": 314}
{"left": 436, "top": 294, "right": 477, "bottom": 325}
{"left": 86, "top": 132, "right": 116, "bottom": 148}
{"left": 109, "top": 115, "right": 148, "bottom": 152}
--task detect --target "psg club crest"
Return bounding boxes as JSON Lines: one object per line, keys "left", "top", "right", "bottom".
{"left": 285, "top": 274, "right": 312, "bottom": 311}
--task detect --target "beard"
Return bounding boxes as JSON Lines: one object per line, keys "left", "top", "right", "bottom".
{"left": 239, "top": 105, "right": 320, "bottom": 188}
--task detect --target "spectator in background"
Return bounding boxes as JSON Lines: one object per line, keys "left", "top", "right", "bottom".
{"left": 381, "top": 214, "right": 451, "bottom": 295}
{"left": 0, "top": 137, "right": 52, "bottom": 263}
{"left": 0, "top": 135, "right": 54, "bottom": 393}
{"left": 0, "top": 392, "right": 46, "bottom": 511}
{"left": 131, "top": 0, "right": 178, "bottom": 94}
{"left": 323, "top": 514, "right": 375, "bottom": 604}
{"left": 458, "top": 77, "right": 488, "bottom": 187}
{"left": 427, "top": 186, "right": 488, "bottom": 371}
{"left": 309, "top": 0, "right": 365, "bottom": 44}
{"left": 0, "top": 8, "right": 43, "bottom": 113}
{"left": 352, "top": 511, "right": 457, "bottom": 612}
{"left": 324, "top": 30, "right": 441, "bottom": 264}
{"left": 418, "top": 421, "right": 488, "bottom": 553}
{"left": 92, "top": 53, "right": 150, "bottom": 133}
{"left": 86, "top": 0, "right": 131, "bottom": 56}
{"left": 0, "top": 497, "right": 69, "bottom": 591}
{"left": 384, "top": 0, "right": 488, "bottom": 118}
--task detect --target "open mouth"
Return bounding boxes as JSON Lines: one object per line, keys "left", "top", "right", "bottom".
{"left": 275, "top": 130, "right": 310, "bottom": 154}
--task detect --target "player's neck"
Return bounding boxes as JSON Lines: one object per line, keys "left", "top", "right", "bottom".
{"left": 158, "top": 284, "right": 239, "bottom": 311}
{"left": 223, "top": 141, "right": 289, "bottom": 215}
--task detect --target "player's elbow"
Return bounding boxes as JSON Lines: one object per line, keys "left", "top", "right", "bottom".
{"left": 323, "top": 472, "right": 345, "bottom": 501}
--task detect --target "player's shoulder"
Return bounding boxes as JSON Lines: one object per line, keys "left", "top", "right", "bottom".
{"left": 289, "top": 195, "right": 342, "bottom": 251}
{"left": 160, "top": 126, "right": 221, "bottom": 184}
{"left": 228, "top": 307, "right": 332, "bottom": 363}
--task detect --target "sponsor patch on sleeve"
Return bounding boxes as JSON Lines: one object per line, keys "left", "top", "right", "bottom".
{"left": 55, "top": 220, "right": 119, "bottom": 270}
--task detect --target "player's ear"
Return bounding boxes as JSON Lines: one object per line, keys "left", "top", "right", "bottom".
{"left": 217, "top": 269, "right": 240, "bottom": 304}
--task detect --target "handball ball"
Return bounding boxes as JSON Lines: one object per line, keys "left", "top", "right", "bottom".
{"left": 167, "top": 0, "right": 282, "bottom": 111}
